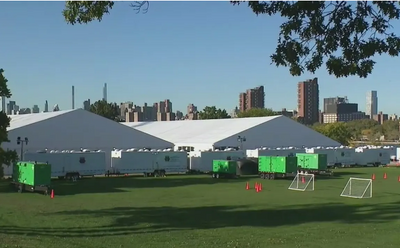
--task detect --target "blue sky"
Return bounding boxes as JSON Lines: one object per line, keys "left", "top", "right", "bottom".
{"left": 1, "top": 1, "right": 399, "bottom": 114}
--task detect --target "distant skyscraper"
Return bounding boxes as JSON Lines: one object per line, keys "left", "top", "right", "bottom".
{"left": 83, "top": 99, "right": 91, "bottom": 111}
{"left": 366, "top": 90, "right": 378, "bottom": 118}
{"left": 72, "top": 85, "right": 75, "bottom": 109}
{"left": 297, "top": 78, "right": 319, "bottom": 125}
{"left": 32, "top": 105, "right": 40, "bottom": 113}
{"left": 44, "top": 100, "right": 49, "bottom": 112}
{"left": 239, "top": 86, "right": 265, "bottom": 112}
{"left": 103, "top": 83, "right": 107, "bottom": 102}
{"left": 7, "top": 100, "right": 16, "bottom": 115}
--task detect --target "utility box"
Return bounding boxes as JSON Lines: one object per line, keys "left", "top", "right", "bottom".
{"left": 258, "top": 156, "right": 298, "bottom": 174}
{"left": 12, "top": 161, "right": 51, "bottom": 193}
{"left": 296, "top": 153, "right": 328, "bottom": 171}
{"left": 212, "top": 160, "right": 238, "bottom": 179}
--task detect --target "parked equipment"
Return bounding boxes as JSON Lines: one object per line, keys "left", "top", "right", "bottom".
{"left": 296, "top": 153, "right": 332, "bottom": 175}
{"left": 111, "top": 150, "right": 187, "bottom": 177}
{"left": 24, "top": 151, "right": 106, "bottom": 180}
{"left": 212, "top": 160, "right": 238, "bottom": 179}
{"left": 10, "top": 161, "right": 52, "bottom": 195}
{"left": 258, "top": 156, "right": 297, "bottom": 180}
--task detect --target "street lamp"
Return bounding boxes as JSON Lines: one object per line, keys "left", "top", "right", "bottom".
{"left": 237, "top": 135, "right": 246, "bottom": 150}
{"left": 17, "top": 137, "right": 29, "bottom": 160}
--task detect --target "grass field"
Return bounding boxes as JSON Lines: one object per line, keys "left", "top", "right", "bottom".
{"left": 1, "top": 167, "right": 400, "bottom": 248}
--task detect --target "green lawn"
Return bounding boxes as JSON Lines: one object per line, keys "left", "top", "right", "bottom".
{"left": 1, "top": 168, "right": 400, "bottom": 248}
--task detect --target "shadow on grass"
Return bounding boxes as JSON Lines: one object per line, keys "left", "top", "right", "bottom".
{"left": 1, "top": 201, "right": 400, "bottom": 237}
{"left": 51, "top": 175, "right": 251, "bottom": 196}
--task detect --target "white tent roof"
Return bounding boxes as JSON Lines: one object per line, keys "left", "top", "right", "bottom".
{"left": 123, "top": 116, "right": 341, "bottom": 148}
{"left": 6, "top": 109, "right": 173, "bottom": 150}
{"left": 123, "top": 116, "right": 281, "bottom": 144}
{"left": 8, "top": 109, "right": 75, "bottom": 131}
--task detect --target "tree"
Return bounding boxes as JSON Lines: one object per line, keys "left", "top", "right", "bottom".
{"left": 63, "top": 1, "right": 400, "bottom": 78}
{"left": 90, "top": 100, "right": 121, "bottom": 121}
{"left": 312, "top": 122, "right": 351, "bottom": 145}
{"left": 198, "top": 106, "right": 230, "bottom": 120}
{"left": 0, "top": 69, "right": 19, "bottom": 178}
{"left": 237, "top": 108, "right": 276, "bottom": 118}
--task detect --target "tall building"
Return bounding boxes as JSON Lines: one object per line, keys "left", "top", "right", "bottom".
{"left": 186, "top": 103, "right": 198, "bottom": 120}
{"left": 366, "top": 90, "right": 378, "bottom": 118}
{"left": 44, "top": 100, "right": 49, "bottom": 112}
{"left": 103, "top": 83, "right": 107, "bottom": 102}
{"left": 72, "top": 85, "right": 75, "bottom": 109}
{"left": 83, "top": 99, "right": 91, "bottom": 111}
{"left": 7, "top": 100, "right": 16, "bottom": 115}
{"left": 239, "top": 86, "right": 265, "bottom": 112}
{"left": 297, "top": 78, "right": 319, "bottom": 125}
{"left": 32, "top": 105, "right": 40, "bottom": 113}
{"left": 119, "top": 101, "right": 133, "bottom": 119}
{"left": 322, "top": 97, "right": 365, "bottom": 123}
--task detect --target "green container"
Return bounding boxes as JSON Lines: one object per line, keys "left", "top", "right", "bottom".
{"left": 258, "top": 156, "right": 298, "bottom": 173}
{"left": 212, "top": 160, "right": 237, "bottom": 174}
{"left": 296, "top": 153, "right": 327, "bottom": 170}
{"left": 12, "top": 161, "right": 51, "bottom": 186}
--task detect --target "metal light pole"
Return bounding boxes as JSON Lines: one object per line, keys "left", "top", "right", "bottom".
{"left": 237, "top": 135, "right": 246, "bottom": 150}
{"left": 17, "top": 137, "right": 29, "bottom": 160}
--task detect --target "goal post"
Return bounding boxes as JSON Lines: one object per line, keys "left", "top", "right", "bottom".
{"left": 340, "top": 177, "right": 372, "bottom": 199}
{"left": 288, "top": 173, "right": 315, "bottom": 191}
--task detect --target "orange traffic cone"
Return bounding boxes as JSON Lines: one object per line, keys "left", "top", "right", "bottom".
{"left": 246, "top": 182, "right": 250, "bottom": 190}
{"left": 372, "top": 174, "right": 376, "bottom": 180}
{"left": 50, "top": 189, "right": 54, "bottom": 199}
{"left": 301, "top": 176, "right": 305, "bottom": 184}
{"left": 259, "top": 183, "right": 262, "bottom": 191}
{"left": 384, "top": 173, "right": 387, "bottom": 179}
{"left": 254, "top": 182, "right": 258, "bottom": 190}
{"left": 398, "top": 176, "right": 400, "bottom": 182}
{"left": 256, "top": 184, "right": 260, "bottom": 193}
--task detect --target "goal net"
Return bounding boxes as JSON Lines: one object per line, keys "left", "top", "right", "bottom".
{"left": 340, "top": 177, "right": 372, "bottom": 199}
{"left": 288, "top": 173, "right": 315, "bottom": 191}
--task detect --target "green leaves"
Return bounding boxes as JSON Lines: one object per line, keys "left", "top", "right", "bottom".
{"left": 313, "top": 122, "right": 351, "bottom": 145}
{"left": 63, "top": 1, "right": 115, "bottom": 25}
{"left": 235, "top": 1, "right": 400, "bottom": 78}
{"left": 198, "top": 106, "right": 231, "bottom": 120}
{"left": 90, "top": 100, "right": 121, "bottom": 121}
{"left": 0, "top": 69, "right": 19, "bottom": 177}
{"left": 237, "top": 108, "right": 276, "bottom": 118}
{"left": 63, "top": 1, "right": 149, "bottom": 25}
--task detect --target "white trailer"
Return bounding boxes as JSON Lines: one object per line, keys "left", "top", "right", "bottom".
{"left": 246, "top": 147, "right": 305, "bottom": 158}
{"left": 189, "top": 150, "right": 245, "bottom": 172}
{"left": 354, "top": 147, "right": 391, "bottom": 166}
{"left": 111, "top": 149, "right": 187, "bottom": 176}
{"left": 305, "top": 147, "right": 356, "bottom": 167}
{"left": 23, "top": 150, "right": 106, "bottom": 179}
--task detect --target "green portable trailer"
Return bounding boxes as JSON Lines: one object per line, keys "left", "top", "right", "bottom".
{"left": 296, "top": 153, "right": 332, "bottom": 175}
{"left": 11, "top": 161, "right": 52, "bottom": 194}
{"left": 212, "top": 160, "right": 238, "bottom": 179}
{"left": 258, "top": 156, "right": 298, "bottom": 180}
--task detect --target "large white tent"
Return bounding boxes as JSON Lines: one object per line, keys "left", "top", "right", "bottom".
{"left": 123, "top": 115, "right": 341, "bottom": 151}
{"left": 3, "top": 109, "right": 173, "bottom": 169}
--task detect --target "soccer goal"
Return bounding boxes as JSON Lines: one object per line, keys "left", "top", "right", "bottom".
{"left": 288, "top": 173, "right": 315, "bottom": 191}
{"left": 340, "top": 177, "right": 372, "bottom": 199}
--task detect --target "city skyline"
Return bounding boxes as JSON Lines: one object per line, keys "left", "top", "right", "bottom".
{"left": 1, "top": 2, "right": 399, "bottom": 114}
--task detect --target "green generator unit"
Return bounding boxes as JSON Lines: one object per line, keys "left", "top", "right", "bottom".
{"left": 258, "top": 156, "right": 298, "bottom": 180}
{"left": 11, "top": 161, "right": 52, "bottom": 194}
{"left": 296, "top": 153, "right": 328, "bottom": 173}
{"left": 212, "top": 160, "right": 238, "bottom": 179}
